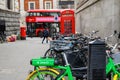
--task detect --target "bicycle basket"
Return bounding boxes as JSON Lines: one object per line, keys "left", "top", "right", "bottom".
{"left": 65, "top": 51, "right": 86, "bottom": 68}
{"left": 112, "top": 53, "right": 120, "bottom": 65}
{"left": 50, "top": 40, "right": 71, "bottom": 49}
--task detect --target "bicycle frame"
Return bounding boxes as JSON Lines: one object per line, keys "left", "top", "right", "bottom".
{"left": 106, "top": 57, "right": 117, "bottom": 75}
{"left": 106, "top": 52, "right": 120, "bottom": 79}
{"left": 53, "top": 65, "right": 74, "bottom": 80}
{"left": 36, "top": 65, "right": 74, "bottom": 80}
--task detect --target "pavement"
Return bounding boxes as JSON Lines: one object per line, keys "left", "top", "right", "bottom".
{"left": 0, "top": 37, "right": 50, "bottom": 80}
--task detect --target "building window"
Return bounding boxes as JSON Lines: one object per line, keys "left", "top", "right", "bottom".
{"left": 45, "top": 1, "right": 52, "bottom": 9}
{"left": 7, "top": 0, "right": 11, "bottom": 9}
{"left": 29, "top": 2, "right": 35, "bottom": 10}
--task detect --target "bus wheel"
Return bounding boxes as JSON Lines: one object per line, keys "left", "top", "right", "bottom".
{"left": 38, "top": 31, "right": 43, "bottom": 38}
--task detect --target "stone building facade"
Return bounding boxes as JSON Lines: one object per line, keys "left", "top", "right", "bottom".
{"left": 18, "top": 0, "right": 74, "bottom": 11}
{"left": 0, "top": 0, "right": 19, "bottom": 12}
{"left": 0, "top": 0, "right": 20, "bottom": 36}
{"left": 22, "top": 0, "right": 58, "bottom": 10}
{"left": 75, "top": 0, "right": 120, "bottom": 43}
{"left": 58, "top": 0, "right": 74, "bottom": 9}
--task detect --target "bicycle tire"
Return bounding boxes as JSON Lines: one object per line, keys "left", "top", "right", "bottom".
{"left": 113, "top": 74, "right": 118, "bottom": 80}
{"left": 44, "top": 48, "right": 54, "bottom": 57}
{"left": 0, "top": 37, "right": 3, "bottom": 43}
{"left": 44, "top": 48, "right": 53, "bottom": 57}
{"left": 44, "top": 48, "right": 58, "bottom": 58}
{"left": 26, "top": 67, "right": 65, "bottom": 80}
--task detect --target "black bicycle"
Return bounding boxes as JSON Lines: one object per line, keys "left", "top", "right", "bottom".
{"left": 0, "top": 31, "right": 6, "bottom": 43}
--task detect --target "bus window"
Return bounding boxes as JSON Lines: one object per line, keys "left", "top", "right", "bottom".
{"left": 26, "top": 12, "right": 29, "bottom": 16}
{"left": 36, "top": 13, "right": 40, "bottom": 16}
{"left": 28, "top": 12, "right": 36, "bottom": 16}
{"left": 46, "top": 12, "right": 50, "bottom": 16}
{"left": 34, "top": 12, "right": 60, "bottom": 17}
{"left": 40, "top": 12, "right": 43, "bottom": 16}
{"left": 29, "top": 12, "right": 33, "bottom": 16}
{"left": 42, "top": 12, "right": 49, "bottom": 16}
{"left": 34, "top": 13, "right": 37, "bottom": 16}
{"left": 57, "top": 12, "right": 60, "bottom": 17}
{"left": 49, "top": 12, "right": 60, "bottom": 17}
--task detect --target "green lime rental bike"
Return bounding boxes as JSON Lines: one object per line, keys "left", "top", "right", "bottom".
{"left": 26, "top": 53, "right": 87, "bottom": 80}
{"left": 106, "top": 50, "right": 120, "bottom": 80}
{"left": 26, "top": 48, "right": 120, "bottom": 80}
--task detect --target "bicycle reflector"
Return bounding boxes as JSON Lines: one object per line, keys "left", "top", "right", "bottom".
{"left": 30, "top": 57, "right": 55, "bottom": 66}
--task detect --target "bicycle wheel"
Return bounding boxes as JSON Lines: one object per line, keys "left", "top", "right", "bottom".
{"left": 0, "top": 37, "right": 3, "bottom": 43}
{"left": 44, "top": 48, "right": 59, "bottom": 58}
{"left": 26, "top": 67, "right": 65, "bottom": 80}
{"left": 44, "top": 48, "right": 55, "bottom": 57}
{"left": 113, "top": 74, "right": 118, "bottom": 80}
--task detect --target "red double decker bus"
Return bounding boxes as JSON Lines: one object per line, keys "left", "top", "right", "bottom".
{"left": 26, "top": 9, "right": 75, "bottom": 37}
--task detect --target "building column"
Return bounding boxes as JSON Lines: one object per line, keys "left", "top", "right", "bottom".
{"left": 20, "top": 0, "right": 24, "bottom": 12}
{"left": 53, "top": 0, "right": 57, "bottom": 9}
{"left": 39, "top": 0, "right": 43, "bottom": 9}
{"left": 14, "top": 0, "right": 19, "bottom": 12}
{"left": 20, "top": 0, "right": 26, "bottom": 26}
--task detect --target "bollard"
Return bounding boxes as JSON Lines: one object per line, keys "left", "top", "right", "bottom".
{"left": 87, "top": 39, "right": 106, "bottom": 80}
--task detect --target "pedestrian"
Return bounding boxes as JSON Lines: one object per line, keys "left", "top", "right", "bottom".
{"left": 42, "top": 28, "right": 49, "bottom": 44}
{"left": 29, "top": 25, "right": 33, "bottom": 38}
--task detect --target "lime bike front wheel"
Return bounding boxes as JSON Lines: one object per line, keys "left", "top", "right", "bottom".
{"left": 26, "top": 67, "right": 65, "bottom": 80}
{"left": 113, "top": 74, "right": 119, "bottom": 80}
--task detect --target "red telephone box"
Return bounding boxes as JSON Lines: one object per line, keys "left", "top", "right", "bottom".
{"left": 60, "top": 10, "right": 75, "bottom": 35}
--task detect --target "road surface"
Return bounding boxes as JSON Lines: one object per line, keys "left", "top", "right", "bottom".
{"left": 0, "top": 37, "right": 49, "bottom": 80}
